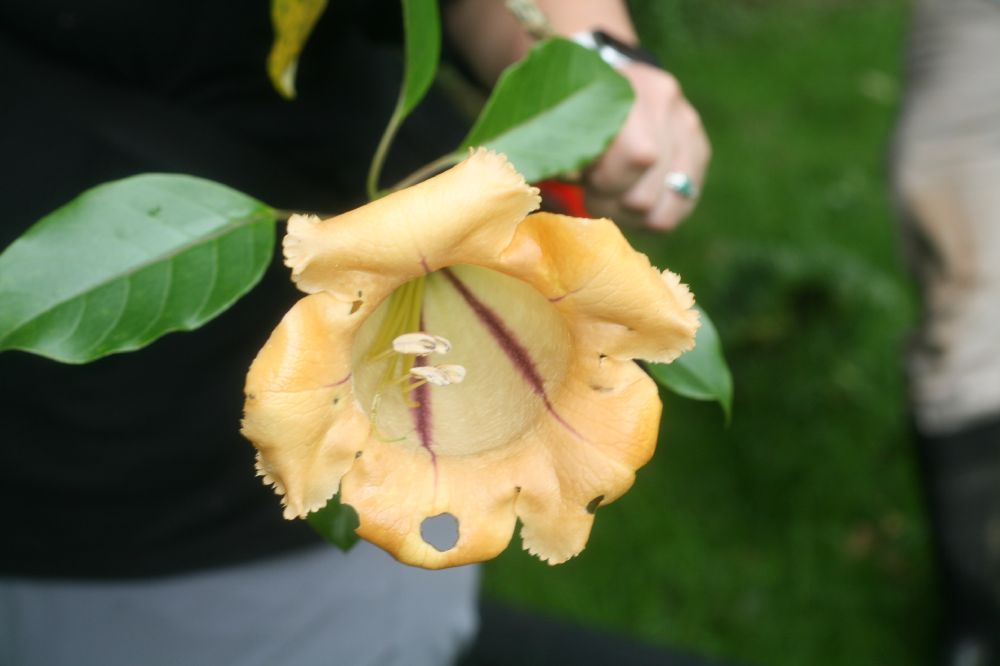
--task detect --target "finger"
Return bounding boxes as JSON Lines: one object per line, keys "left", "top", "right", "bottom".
{"left": 619, "top": 138, "right": 677, "bottom": 215}
{"left": 645, "top": 150, "right": 709, "bottom": 231}
{"left": 646, "top": 182, "right": 697, "bottom": 231}
{"left": 640, "top": 112, "right": 711, "bottom": 231}
{"left": 584, "top": 98, "right": 663, "bottom": 197}
{"left": 619, "top": 99, "right": 701, "bottom": 216}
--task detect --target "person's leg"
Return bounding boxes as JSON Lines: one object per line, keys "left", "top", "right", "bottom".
{"left": 460, "top": 600, "right": 735, "bottom": 666}
{"left": 0, "top": 543, "right": 479, "bottom": 666}
{"left": 914, "top": 421, "right": 1000, "bottom": 658}
{"left": 892, "top": 0, "right": 1000, "bottom": 660}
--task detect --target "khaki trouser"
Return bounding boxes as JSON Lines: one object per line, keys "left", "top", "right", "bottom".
{"left": 892, "top": 0, "right": 1000, "bottom": 435}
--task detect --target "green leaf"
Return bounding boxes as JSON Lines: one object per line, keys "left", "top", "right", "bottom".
{"left": 461, "top": 38, "right": 635, "bottom": 183}
{"left": 367, "top": 0, "right": 442, "bottom": 198}
{"left": 0, "top": 174, "right": 277, "bottom": 364}
{"left": 307, "top": 494, "right": 361, "bottom": 551}
{"left": 267, "top": 0, "right": 329, "bottom": 99}
{"left": 399, "top": 0, "right": 441, "bottom": 116}
{"left": 645, "top": 306, "right": 734, "bottom": 421}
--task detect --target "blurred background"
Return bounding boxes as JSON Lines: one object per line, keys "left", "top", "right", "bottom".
{"left": 480, "top": 1, "right": 932, "bottom": 664}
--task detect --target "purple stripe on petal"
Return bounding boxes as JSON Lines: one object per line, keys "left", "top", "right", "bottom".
{"left": 548, "top": 288, "right": 581, "bottom": 303}
{"left": 441, "top": 268, "right": 548, "bottom": 397}
{"left": 323, "top": 372, "right": 352, "bottom": 388}
{"left": 543, "top": 396, "right": 587, "bottom": 442}
{"left": 410, "top": 314, "right": 438, "bottom": 480}
{"left": 411, "top": 355, "right": 434, "bottom": 454}
{"left": 442, "top": 268, "right": 590, "bottom": 443}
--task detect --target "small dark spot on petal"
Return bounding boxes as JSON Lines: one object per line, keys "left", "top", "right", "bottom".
{"left": 354, "top": 450, "right": 363, "bottom": 459}
{"left": 332, "top": 396, "right": 340, "bottom": 406}
{"left": 586, "top": 495, "right": 605, "bottom": 514}
{"left": 246, "top": 392, "right": 256, "bottom": 400}
{"left": 349, "top": 300, "right": 363, "bottom": 314}
{"left": 590, "top": 384, "right": 613, "bottom": 393}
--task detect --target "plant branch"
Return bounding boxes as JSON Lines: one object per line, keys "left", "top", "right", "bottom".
{"left": 366, "top": 99, "right": 406, "bottom": 201}
{"left": 388, "top": 151, "right": 464, "bottom": 194}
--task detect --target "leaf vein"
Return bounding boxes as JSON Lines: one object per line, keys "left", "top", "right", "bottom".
{"left": 1, "top": 211, "right": 273, "bottom": 340}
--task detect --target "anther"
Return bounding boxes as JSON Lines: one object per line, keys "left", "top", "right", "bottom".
{"left": 409, "top": 364, "right": 467, "bottom": 386}
{"left": 392, "top": 332, "right": 452, "bottom": 356}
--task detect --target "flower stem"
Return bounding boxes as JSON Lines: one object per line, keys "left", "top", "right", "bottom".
{"left": 387, "top": 152, "right": 464, "bottom": 194}
{"left": 366, "top": 98, "right": 406, "bottom": 201}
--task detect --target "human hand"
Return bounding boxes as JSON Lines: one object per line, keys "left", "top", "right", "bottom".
{"left": 583, "top": 63, "right": 711, "bottom": 232}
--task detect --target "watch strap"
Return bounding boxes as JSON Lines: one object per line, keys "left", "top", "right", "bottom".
{"left": 570, "top": 30, "right": 662, "bottom": 69}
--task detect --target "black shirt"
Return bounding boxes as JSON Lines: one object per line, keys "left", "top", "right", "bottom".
{"left": 0, "top": 0, "right": 468, "bottom": 577}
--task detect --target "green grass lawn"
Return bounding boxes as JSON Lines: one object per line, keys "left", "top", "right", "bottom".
{"left": 481, "top": 1, "right": 935, "bottom": 664}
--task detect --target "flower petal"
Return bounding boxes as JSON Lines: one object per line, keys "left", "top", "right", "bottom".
{"left": 339, "top": 354, "right": 660, "bottom": 568}
{"left": 282, "top": 149, "right": 540, "bottom": 305}
{"left": 515, "top": 355, "right": 661, "bottom": 564}
{"left": 242, "top": 293, "right": 370, "bottom": 518}
{"left": 495, "top": 212, "right": 699, "bottom": 364}
{"left": 243, "top": 157, "right": 699, "bottom": 568}
{"left": 340, "top": 265, "right": 661, "bottom": 567}
{"left": 339, "top": 441, "right": 530, "bottom": 569}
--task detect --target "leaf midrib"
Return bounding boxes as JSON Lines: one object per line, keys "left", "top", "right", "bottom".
{"left": 463, "top": 74, "right": 619, "bottom": 152}
{"left": 0, "top": 209, "right": 274, "bottom": 342}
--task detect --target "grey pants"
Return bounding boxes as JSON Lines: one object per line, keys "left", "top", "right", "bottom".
{"left": 0, "top": 544, "right": 479, "bottom": 666}
{"left": 892, "top": 0, "right": 1000, "bottom": 435}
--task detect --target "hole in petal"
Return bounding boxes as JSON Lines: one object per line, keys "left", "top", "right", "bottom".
{"left": 421, "top": 513, "right": 459, "bottom": 552}
{"left": 586, "top": 495, "right": 605, "bottom": 514}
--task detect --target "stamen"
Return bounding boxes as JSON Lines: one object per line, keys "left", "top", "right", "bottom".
{"left": 431, "top": 336, "right": 452, "bottom": 354}
{"left": 392, "top": 332, "right": 452, "bottom": 356}
{"left": 391, "top": 373, "right": 424, "bottom": 387}
{"left": 439, "top": 364, "right": 467, "bottom": 384}
{"left": 361, "top": 276, "right": 444, "bottom": 418}
{"left": 409, "top": 364, "right": 467, "bottom": 386}
{"left": 369, "top": 348, "right": 396, "bottom": 362}
{"left": 385, "top": 373, "right": 427, "bottom": 406}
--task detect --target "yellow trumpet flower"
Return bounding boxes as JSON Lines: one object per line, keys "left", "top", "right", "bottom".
{"left": 242, "top": 149, "right": 699, "bottom": 569}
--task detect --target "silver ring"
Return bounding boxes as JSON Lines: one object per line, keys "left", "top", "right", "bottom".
{"left": 664, "top": 171, "right": 699, "bottom": 200}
